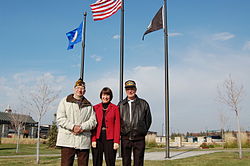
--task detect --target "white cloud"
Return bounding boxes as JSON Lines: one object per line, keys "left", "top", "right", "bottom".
{"left": 169, "top": 32, "right": 183, "bottom": 37}
{"left": 243, "top": 41, "right": 250, "bottom": 50}
{"left": 170, "top": 39, "right": 250, "bottom": 131}
{"left": 2, "top": 35, "right": 250, "bottom": 134}
{"left": 71, "top": 64, "right": 81, "bottom": 68}
{"left": 112, "top": 34, "right": 120, "bottom": 39}
{"left": 0, "top": 72, "right": 68, "bottom": 123}
{"left": 212, "top": 32, "right": 235, "bottom": 41}
{"left": 86, "top": 50, "right": 250, "bottom": 133}
{"left": 0, "top": 76, "right": 13, "bottom": 101}
{"left": 13, "top": 72, "right": 38, "bottom": 84}
{"left": 1, "top": 55, "right": 250, "bottom": 134}
{"left": 85, "top": 61, "right": 249, "bottom": 133}
{"left": 90, "top": 54, "right": 102, "bottom": 62}
{"left": 0, "top": 77, "right": 7, "bottom": 86}
{"left": 86, "top": 74, "right": 119, "bottom": 104}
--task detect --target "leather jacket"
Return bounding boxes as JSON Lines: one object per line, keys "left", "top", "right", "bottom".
{"left": 118, "top": 95, "right": 152, "bottom": 140}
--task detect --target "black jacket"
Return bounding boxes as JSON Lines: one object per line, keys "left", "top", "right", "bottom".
{"left": 118, "top": 95, "right": 152, "bottom": 140}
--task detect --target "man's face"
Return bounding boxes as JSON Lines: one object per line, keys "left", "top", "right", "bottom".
{"left": 125, "top": 87, "right": 137, "bottom": 99}
{"left": 74, "top": 86, "right": 86, "bottom": 98}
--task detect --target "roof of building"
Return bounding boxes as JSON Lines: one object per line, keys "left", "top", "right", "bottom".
{"left": 0, "top": 112, "right": 37, "bottom": 124}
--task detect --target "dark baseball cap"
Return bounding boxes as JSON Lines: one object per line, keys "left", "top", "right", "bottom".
{"left": 125, "top": 80, "right": 136, "bottom": 88}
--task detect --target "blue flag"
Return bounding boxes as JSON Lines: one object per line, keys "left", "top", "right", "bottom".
{"left": 66, "top": 22, "right": 83, "bottom": 50}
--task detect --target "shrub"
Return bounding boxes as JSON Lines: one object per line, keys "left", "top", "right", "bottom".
{"left": 47, "top": 122, "right": 58, "bottom": 148}
{"left": 208, "top": 144, "right": 215, "bottom": 148}
{"left": 156, "top": 143, "right": 166, "bottom": 148}
{"left": 224, "top": 141, "right": 238, "bottom": 148}
{"left": 242, "top": 141, "right": 250, "bottom": 148}
{"left": 146, "top": 141, "right": 158, "bottom": 148}
{"left": 200, "top": 142, "right": 218, "bottom": 149}
{"left": 200, "top": 143, "right": 209, "bottom": 149}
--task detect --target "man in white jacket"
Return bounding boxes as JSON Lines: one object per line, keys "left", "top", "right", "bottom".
{"left": 56, "top": 79, "right": 97, "bottom": 166}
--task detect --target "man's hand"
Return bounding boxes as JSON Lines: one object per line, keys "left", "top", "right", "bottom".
{"left": 72, "top": 125, "right": 82, "bottom": 134}
{"left": 92, "top": 142, "right": 97, "bottom": 148}
{"left": 113, "top": 143, "right": 119, "bottom": 150}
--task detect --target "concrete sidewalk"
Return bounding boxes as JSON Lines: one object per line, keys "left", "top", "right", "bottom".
{"left": 144, "top": 150, "right": 219, "bottom": 160}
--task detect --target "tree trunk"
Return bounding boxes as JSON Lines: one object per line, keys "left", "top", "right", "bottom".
{"left": 236, "top": 113, "right": 242, "bottom": 159}
{"left": 36, "top": 122, "right": 40, "bottom": 164}
{"left": 16, "top": 125, "right": 20, "bottom": 153}
{"left": 221, "top": 129, "right": 224, "bottom": 142}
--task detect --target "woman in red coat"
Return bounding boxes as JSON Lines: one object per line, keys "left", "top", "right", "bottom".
{"left": 91, "top": 87, "right": 120, "bottom": 166}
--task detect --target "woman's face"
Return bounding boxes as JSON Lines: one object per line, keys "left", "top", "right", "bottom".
{"left": 101, "top": 93, "right": 110, "bottom": 103}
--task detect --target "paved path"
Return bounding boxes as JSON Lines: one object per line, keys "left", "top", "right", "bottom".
{"left": 147, "top": 149, "right": 250, "bottom": 160}
{"left": 144, "top": 150, "right": 219, "bottom": 160}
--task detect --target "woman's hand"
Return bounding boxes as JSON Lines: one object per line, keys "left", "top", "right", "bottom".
{"left": 92, "top": 142, "right": 97, "bottom": 148}
{"left": 113, "top": 143, "right": 119, "bottom": 150}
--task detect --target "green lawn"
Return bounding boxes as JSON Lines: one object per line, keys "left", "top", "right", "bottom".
{"left": 166, "top": 152, "right": 250, "bottom": 166}
{"left": 0, "top": 152, "right": 249, "bottom": 166}
{"left": 145, "top": 146, "right": 166, "bottom": 152}
{"left": 0, "top": 144, "right": 60, "bottom": 156}
{"left": 0, "top": 144, "right": 166, "bottom": 155}
{"left": 0, "top": 144, "right": 249, "bottom": 166}
{"left": 0, "top": 156, "right": 172, "bottom": 166}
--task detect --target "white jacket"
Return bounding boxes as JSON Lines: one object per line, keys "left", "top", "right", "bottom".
{"left": 56, "top": 95, "right": 97, "bottom": 149}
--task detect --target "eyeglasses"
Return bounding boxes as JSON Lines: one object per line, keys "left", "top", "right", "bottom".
{"left": 75, "top": 86, "right": 85, "bottom": 91}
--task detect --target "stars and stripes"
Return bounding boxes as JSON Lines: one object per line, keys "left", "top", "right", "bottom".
{"left": 90, "top": 0, "right": 122, "bottom": 21}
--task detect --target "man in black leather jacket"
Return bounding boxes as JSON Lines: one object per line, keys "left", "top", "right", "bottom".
{"left": 118, "top": 80, "right": 152, "bottom": 166}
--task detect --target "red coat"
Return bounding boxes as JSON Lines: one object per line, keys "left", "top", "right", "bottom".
{"left": 91, "top": 103, "right": 120, "bottom": 144}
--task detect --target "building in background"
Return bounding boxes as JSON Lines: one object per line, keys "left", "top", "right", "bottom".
{"left": 0, "top": 105, "right": 37, "bottom": 138}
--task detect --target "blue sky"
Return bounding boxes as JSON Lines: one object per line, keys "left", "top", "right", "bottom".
{"left": 1, "top": 0, "right": 250, "bottom": 134}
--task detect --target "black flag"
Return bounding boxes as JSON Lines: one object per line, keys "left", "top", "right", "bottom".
{"left": 142, "top": 7, "right": 163, "bottom": 40}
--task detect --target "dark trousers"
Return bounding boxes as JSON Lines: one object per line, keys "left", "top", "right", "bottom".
{"left": 61, "top": 147, "right": 89, "bottom": 166}
{"left": 121, "top": 138, "right": 145, "bottom": 166}
{"left": 92, "top": 131, "right": 117, "bottom": 166}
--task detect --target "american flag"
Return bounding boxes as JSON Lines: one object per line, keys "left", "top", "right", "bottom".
{"left": 90, "top": 0, "right": 122, "bottom": 21}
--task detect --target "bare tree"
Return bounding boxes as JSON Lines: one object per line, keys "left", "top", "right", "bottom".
{"left": 21, "top": 79, "right": 59, "bottom": 164}
{"left": 217, "top": 75, "right": 244, "bottom": 159}
{"left": 9, "top": 109, "right": 28, "bottom": 153}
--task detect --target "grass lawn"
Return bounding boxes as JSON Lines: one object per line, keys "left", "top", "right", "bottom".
{"left": 0, "top": 144, "right": 60, "bottom": 156}
{"left": 0, "top": 157, "right": 164, "bottom": 166}
{"left": 0, "top": 144, "right": 249, "bottom": 165}
{"left": 145, "top": 146, "right": 166, "bottom": 152}
{"left": 0, "top": 151, "right": 249, "bottom": 165}
{"left": 166, "top": 152, "right": 250, "bottom": 166}
{"left": 0, "top": 144, "right": 166, "bottom": 155}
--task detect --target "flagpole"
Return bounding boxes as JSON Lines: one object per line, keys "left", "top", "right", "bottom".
{"left": 163, "top": 0, "right": 170, "bottom": 158}
{"left": 80, "top": 12, "right": 87, "bottom": 80}
{"left": 118, "top": 0, "right": 125, "bottom": 158}
{"left": 119, "top": 0, "right": 124, "bottom": 114}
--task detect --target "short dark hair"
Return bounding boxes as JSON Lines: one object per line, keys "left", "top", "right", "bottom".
{"left": 100, "top": 87, "right": 113, "bottom": 101}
